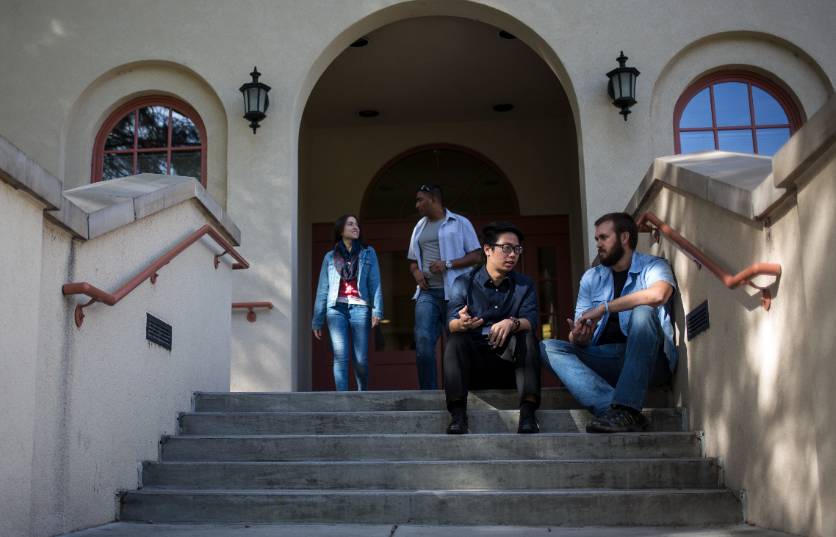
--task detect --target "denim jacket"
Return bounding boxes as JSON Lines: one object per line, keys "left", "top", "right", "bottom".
{"left": 312, "top": 246, "right": 383, "bottom": 329}
{"left": 575, "top": 251, "right": 678, "bottom": 371}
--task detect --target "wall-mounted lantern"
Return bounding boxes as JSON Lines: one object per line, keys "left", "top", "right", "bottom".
{"left": 606, "top": 51, "right": 640, "bottom": 121}
{"left": 239, "top": 67, "right": 271, "bottom": 133}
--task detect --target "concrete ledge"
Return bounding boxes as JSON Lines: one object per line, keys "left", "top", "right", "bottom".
{"left": 773, "top": 94, "right": 836, "bottom": 188}
{"left": 53, "top": 174, "right": 241, "bottom": 244}
{"left": 0, "top": 134, "right": 63, "bottom": 209}
{"left": 625, "top": 151, "right": 773, "bottom": 220}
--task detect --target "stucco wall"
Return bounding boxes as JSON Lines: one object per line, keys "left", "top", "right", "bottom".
{"left": 1, "top": 0, "right": 834, "bottom": 391}
{"left": 0, "top": 182, "right": 44, "bottom": 537}
{"left": 637, "top": 151, "right": 835, "bottom": 537}
{"left": 1, "top": 198, "right": 235, "bottom": 537}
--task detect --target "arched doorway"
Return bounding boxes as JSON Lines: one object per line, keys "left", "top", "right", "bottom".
{"left": 300, "top": 14, "right": 582, "bottom": 390}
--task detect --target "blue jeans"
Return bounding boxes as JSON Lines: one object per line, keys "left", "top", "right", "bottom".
{"left": 414, "top": 288, "right": 446, "bottom": 390}
{"left": 326, "top": 302, "right": 370, "bottom": 391}
{"left": 540, "top": 305, "right": 672, "bottom": 415}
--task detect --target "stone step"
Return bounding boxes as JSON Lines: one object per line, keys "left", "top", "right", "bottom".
{"left": 141, "top": 458, "right": 721, "bottom": 490}
{"left": 120, "top": 488, "right": 742, "bottom": 525}
{"left": 161, "top": 432, "right": 702, "bottom": 462}
{"left": 193, "top": 387, "right": 672, "bottom": 413}
{"left": 179, "top": 409, "right": 685, "bottom": 435}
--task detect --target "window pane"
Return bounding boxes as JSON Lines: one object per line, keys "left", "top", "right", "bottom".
{"left": 137, "top": 151, "right": 168, "bottom": 174}
{"left": 105, "top": 113, "right": 134, "bottom": 150}
{"left": 756, "top": 128, "right": 791, "bottom": 156}
{"left": 752, "top": 87, "right": 789, "bottom": 125}
{"left": 138, "top": 106, "right": 169, "bottom": 148}
{"left": 680, "top": 88, "right": 712, "bottom": 129}
{"left": 714, "top": 82, "right": 751, "bottom": 127}
{"left": 102, "top": 153, "right": 133, "bottom": 180}
{"left": 170, "top": 150, "right": 201, "bottom": 179}
{"left": 680, "top": 131, "right": 715, "bottom": 154}
{"left": 171, "top": 110, "right": 200, "bottom": 146}
{"left": 718, "top": 129, "right": 754, "bottom": 153}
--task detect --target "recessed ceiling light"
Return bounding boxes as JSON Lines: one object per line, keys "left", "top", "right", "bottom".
{"left": 351, "top": 37, "right": 369, "bottom": 48}
{"left": 498, "top": 30, "right": 517, "bottom": 40}
{"left": 358, "top": 109, "right": 380, "bottom": 118}
{"left": 493, "top": 104, "right": 514, "bottom": 112}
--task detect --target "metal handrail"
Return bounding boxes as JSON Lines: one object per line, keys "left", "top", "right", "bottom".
{"left": 232, "top": 301, "right": 274, "bottom": 322}
{"left": 63, "top": 224, "right": 249, "bottom": 327}
{"left": 637, "top": 212, "right": 781, "bottom": 310}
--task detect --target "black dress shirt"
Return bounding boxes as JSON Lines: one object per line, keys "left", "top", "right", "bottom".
{"left": 446, "top": 266, "right": 538, "bottom": 332}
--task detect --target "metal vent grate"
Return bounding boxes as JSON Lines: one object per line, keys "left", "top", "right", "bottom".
{"left": 686, "top": 300, "right": 709, "bottom": 341}
{"left": 146, "top": 313, "right": 172, "bottom": 351}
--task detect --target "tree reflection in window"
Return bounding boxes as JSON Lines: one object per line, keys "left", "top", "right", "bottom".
{"left": 95, "top": 98, "right": 205, "bottom": 185}
{"left": 362, "top": 146, "right": 518, "bottom": 220}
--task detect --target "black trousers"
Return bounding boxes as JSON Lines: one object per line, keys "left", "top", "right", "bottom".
{"left": 443, "top": 331, "right": 541, "bottom": 411}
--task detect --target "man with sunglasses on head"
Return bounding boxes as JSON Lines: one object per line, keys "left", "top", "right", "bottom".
{"left": 443, "top": 222, "right": 541, "bottom": 434}
{"left": 407, "top": 184, "right": 482, "bottom": 390}
{"left": 540, "top": 212, "right": 677, "bottom": 433}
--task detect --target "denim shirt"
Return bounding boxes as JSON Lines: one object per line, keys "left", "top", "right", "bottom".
{"left": 575, "top": 251, "right": 678, "bottom": 371}
{"left": 446, "top": 267, "right": 538, "bottom": 333}
{"left": 311, "top": 246, "right": 383, "bottom": 330}
{"left": 407, "top": 209, "right": 481, "bottom": 300}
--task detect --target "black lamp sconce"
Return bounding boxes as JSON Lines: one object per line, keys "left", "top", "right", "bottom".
{"left": 240, "top": 67, "right": 271, "bottom": 133}
{"left": 606, "top": 51, "right": 640, "bottom": 121}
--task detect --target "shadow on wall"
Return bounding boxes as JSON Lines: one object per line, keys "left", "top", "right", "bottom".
{"left": 644, "top": 182, "right": 826, "bottom": 535}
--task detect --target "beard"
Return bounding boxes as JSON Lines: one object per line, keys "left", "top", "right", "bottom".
{"left": 599, "top": 241, "right": 625, "bottom": 267}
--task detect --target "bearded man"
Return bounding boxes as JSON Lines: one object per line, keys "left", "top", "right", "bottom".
{"left": 541, "top": 212, "right": 677, "bottom": 433}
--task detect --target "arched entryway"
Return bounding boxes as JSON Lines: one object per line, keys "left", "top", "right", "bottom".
{"left": 299, "top": 12, "right": 583, "bottom": 390}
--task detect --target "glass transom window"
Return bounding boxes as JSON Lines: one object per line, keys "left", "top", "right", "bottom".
{"left": 675, "top": 73, "right": 801, "bottom": 157}
{"left": 94, "top": 97, "right": 206, "bottom": 185}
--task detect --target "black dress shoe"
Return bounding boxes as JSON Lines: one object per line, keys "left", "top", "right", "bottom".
{"left": 586, "top": 405, "right": 649, "bottom": 433}
{"left": 517, "top": 413, "right": 540, "bottom": 434}
{"left": 446, "top": 413, "right": 469, "bottom": 434}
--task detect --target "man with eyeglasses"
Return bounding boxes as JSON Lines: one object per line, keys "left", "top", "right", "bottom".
{"left": 407, "top": 184, "right": 482, "bottom": 390}
{"left": 540, "top": 212, "right": 677, "bottom": 433}
{"left": 443, "top": 222, "right": 541, "bottom": 434}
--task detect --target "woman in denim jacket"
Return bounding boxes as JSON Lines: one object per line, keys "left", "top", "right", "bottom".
{"left": 312, "top": 214, "right": 383, "bottom": 391}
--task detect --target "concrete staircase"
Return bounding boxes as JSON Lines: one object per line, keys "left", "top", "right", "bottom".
{"left": 120, "top": 388, "right": 743, "bottom": 526}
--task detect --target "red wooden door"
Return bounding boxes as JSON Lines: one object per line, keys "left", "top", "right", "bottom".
{"left": 311, "top": 216, "right": 572, "bottom": 390}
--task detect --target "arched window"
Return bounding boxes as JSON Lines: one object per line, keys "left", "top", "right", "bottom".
{"left": 360, "top": 144, "right": 519, "bottom": 221}
{"left": 674, "top": 72, "right": 802, "bottom": 156}
{"left": 92, "top": 96, "right": 207, "bottom": 185}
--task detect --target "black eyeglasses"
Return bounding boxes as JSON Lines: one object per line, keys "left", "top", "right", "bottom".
{"left": 418, "top": 184, "right": 432, "bottom": 192}
{"left": 491, "top": 243, "right": 523, "bottom": 255}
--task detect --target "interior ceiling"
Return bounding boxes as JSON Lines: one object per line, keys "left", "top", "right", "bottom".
{"left": 303, "top": 16, "right": 572, "bottom": 127}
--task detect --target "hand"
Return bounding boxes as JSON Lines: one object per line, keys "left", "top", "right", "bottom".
{"left": 429, "top": 260, "right": 446, "bottom": 274}
{"left": 565, "top": 317, "right": 593, "bottom": 346}
{"left": 372, "top": 316, "right": 380, "bottom": 328}
{"left": 577, "top": 303, "right": 606, "bottom": 325}
{"left": 488, "top": 318, "right": 515, "bottom": 348}
{"left": 456, "top": 305, "right": 484, "bottom": 332}
{"left": 313, "top": 329, "right": 322, "bottom": 340}
{"left": 413, "top": 269, "right": 429, "bottom": 290}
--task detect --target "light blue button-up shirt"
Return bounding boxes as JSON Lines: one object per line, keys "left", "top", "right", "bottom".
{"left": 575, "top": 251, "right": 678, "bottom": 371}
{"left": 407, "top": 209, "right": 481, "bottom": 300}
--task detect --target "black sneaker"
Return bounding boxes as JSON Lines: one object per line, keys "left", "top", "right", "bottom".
{"left": 586, "top": 405, "right": 649, "bottom": 433}
{"left": 517, "top": 413, "right": 540, "bottom": 434}
{"left": 446, "top": 407, "right": 469, "bottom": 435}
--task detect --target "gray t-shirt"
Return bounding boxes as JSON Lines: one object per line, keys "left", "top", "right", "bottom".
{"left": 419, "top": 218, "right": 445, "bottom": 289}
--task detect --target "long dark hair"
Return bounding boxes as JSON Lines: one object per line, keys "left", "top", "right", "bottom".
{"left": 333, "top": 214, "right": 364, "bottom": 245}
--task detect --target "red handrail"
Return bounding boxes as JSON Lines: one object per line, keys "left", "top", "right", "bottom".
{"left": 637, "top": 212, "right": 781, "bottom": 310}
{"left": 63, "top": 224, "right": 249, "bottom": 327}
{"left": 232, "top": 301, "right": 274, "bottom": 322}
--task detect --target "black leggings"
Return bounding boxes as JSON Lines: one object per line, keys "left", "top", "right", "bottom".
{"left": 443, "top": 331, "right": 541, "bottom": 410}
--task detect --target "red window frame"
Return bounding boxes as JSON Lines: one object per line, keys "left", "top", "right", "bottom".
{"left": 92, "top": 96, "right": 207, "bottom": 186}
{"left": 673, "top": 72, "right": 802, "bottom": 155}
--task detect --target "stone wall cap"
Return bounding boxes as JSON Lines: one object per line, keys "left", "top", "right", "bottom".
{"left": 0, "top": 134, "right": 63, "bottom": 209}
{"left": 625, "top": 151, "right": 773, "bottom": 220}
{"left": 56, "top": 174, "right": 241, "bottom": 244}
